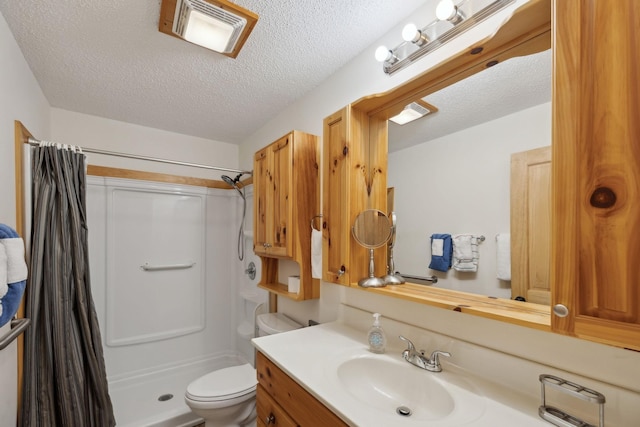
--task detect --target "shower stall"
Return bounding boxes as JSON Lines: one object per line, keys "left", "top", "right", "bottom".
{"left": 86, "top": 176, "right": 266, "bottom": 426}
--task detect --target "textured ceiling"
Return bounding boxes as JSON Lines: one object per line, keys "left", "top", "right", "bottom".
{"left": 0, "top": 0, "right": 428, "bottom": 144}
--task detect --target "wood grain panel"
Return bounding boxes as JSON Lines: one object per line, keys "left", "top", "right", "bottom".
{"left": 552, "top": 0, "right": 640, "bottom": 350}
{"left": 256, "top": 352, "right": 348, "bottom": 426}
{"left": 323, "top": 108, "right": 351, "bottom": 285}
{"left": 366, "top": 283, "right": 550, "bottom": 331}
{"left": 253, "top": 148, "right": 269, "bottom": 256}
{"left": 256, "top": 385, "right": 297, "bottom": 427}
{"left": 270, "top": 134, "right": 292, "bottom": 258}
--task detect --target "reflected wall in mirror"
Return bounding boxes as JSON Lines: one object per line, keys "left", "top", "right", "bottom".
{"left": 387, "top": 49, "right": 551, "bottom": 302}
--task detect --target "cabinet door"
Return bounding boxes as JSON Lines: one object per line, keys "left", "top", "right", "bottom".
{"left": 253, "top": 147, "right": 269, "bottom": 256}
{"left": 269, "top": 135, "right": 293, "bottom": 258}
{"left": 552, "top": 0, "right": 640, "bottom": 350}
{"left": 323, "top": 107, "right": 351, "bottom": 285}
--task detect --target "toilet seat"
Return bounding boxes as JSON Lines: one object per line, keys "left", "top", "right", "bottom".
{"left": 186, "top": 363, "right": 257, "bottom": 403}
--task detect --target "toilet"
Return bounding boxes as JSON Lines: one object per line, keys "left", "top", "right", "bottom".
{"left": 184, "top": 312, "right": 302, "bottom": 427}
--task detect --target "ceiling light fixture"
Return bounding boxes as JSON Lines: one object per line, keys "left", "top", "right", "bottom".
{"left": 389, "top": 100, "right": 438, "bottom": 125}
{"left": 375, "top": 0, "right": 514, "bottom": 75}
{"left": 159, "top": 0, "right": 258, "bottom": 58}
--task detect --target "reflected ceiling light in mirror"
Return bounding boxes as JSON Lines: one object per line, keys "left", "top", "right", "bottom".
{"left": 375, "top": 0, "right": 514, "bottom": 75}
{"left": 389, "top": 100, "right": 438, "bottom": 125}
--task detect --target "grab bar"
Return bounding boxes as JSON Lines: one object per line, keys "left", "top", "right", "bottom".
{"left": 395, "top": 272, "right": 438, "bottom": 284}
{"left": 0, "top": 318, "right": 31, "bottom": 351}
{"left": 140, "top": 262, "right": 195, "bottom": 271}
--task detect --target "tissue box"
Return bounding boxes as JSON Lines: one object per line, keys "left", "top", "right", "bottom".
{"left": 287, "top": 276, "right": 300, "bottom": 293}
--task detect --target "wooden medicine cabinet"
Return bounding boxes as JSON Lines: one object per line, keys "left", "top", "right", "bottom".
{"left": 322, "top": 0, "right": 640, "bottom": 351}
{"left": 253, "top": 130, "right": 321, "bottom": 301}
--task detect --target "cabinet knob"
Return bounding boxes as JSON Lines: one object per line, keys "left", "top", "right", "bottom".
{"left": 553, "top": 304, "right": 569, "bottom": 318}
{"left": 265, "top": 413, "right": 276, "bottom": 425}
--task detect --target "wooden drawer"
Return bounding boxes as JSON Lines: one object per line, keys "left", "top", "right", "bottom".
{"left": 257, "top": 384, "right": 297, "bottom": 427}
{"left": 256, "top": 351, "right": 348, "bottom": 426}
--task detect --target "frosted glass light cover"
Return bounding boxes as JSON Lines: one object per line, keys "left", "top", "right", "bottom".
{"left": 184, "top": 9, "right": 235, "bottom": 53}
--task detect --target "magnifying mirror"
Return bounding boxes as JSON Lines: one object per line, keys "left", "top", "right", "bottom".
{"left": 352, "top": 209, "right": 392, "bottom": 288}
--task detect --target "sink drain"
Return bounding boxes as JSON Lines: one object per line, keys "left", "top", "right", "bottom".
{"left": 396, "top": 406, "right": 412, "bottom": 417}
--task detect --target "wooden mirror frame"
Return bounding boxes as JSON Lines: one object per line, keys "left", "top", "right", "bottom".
{"left": 347, "top": 0, "right": 553, "bottom": 331}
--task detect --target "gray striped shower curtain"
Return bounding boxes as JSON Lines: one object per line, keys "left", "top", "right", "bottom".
{"left": 20, "top": 145, "right": 115, "bottom": 426}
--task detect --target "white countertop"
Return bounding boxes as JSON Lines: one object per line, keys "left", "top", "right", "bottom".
{"left": 252, "top": 321, "right": 550, "bottom": 427}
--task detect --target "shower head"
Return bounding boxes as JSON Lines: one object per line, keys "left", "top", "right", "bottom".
{"left": 221, "top": 175, "right": 236, "bottom": 186}
{"left": 222, "top": 174, "right": 245, "bottom": 200}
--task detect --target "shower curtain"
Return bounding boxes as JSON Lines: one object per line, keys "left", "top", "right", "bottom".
{"left": 20, "top": 144, "right": 115, "bottom": 426}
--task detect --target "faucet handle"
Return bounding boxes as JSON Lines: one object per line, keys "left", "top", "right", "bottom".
{"left": 427, "top": 350, "right": 451, "bottom": 372}
{"left": 398, "top": 335, "right": 415, "bottom": 351}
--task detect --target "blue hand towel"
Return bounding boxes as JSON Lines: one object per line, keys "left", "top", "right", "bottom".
{"left": 429, "top": 233, "right": 452, "bottom": 272}
{"left": 0, "top": 224, "right": 27, "bottom": 328}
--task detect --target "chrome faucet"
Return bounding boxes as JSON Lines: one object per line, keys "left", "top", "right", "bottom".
{"left": 399, "top": 335, "right": 451, "bottom": 372}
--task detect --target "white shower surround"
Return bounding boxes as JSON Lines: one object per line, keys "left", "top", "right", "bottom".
{"left": 87, "top": 176, "right": 250, "bottom": 426}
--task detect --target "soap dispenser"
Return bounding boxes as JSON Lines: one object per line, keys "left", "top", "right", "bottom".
{"left": 368, "top": 313, "right": 386, "bottom": 354}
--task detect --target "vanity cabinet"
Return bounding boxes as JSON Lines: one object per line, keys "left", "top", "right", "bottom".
{"left": 253, "top": 130, "right": 320, "bottom": 300}
{"left": 322, "top": 106, "right": 387, "bottom": 286}
{"left": 256, "top": 351, "right": 348, "bottom": 427}
{"left": 551, "top": 0, "right": 640, "bottom": 350}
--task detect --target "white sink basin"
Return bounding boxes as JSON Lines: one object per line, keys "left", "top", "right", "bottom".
{"left": 333, "top": 353, "right": 486, "bottom": 425}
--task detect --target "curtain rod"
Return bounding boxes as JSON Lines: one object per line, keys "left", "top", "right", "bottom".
{"left": 26, "top": 137, "right": 252, "bottom": 176}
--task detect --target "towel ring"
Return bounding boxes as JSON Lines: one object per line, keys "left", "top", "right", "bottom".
{"left": 311, "top": 214, "right": 323, "bottom": 231}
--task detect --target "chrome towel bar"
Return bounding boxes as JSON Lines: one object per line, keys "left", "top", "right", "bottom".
{"left": 0, "top": 317, "right": 31, "bottom": 351}
{"left": 395, "top": 272, "right": 438, "bottom": 284}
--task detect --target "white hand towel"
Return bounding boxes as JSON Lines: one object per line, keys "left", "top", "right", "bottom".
{"left": 496, "top": 233, "right": 511, "bottom": 281}
{"left": 452, "top": 234, "right": 479, "bottom": 272}
{"left": 311, "top": 229, "right": 322, "bottom": 279}
{"left": 2, "top": 238, "right": 28, "bottom": 284}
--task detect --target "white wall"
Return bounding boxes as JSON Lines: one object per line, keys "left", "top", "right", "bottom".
{"left": 0, "top": 11, "right": 50, "bottom": 426}
{"left": 50, "top": 108, "right": 240, "bottom": 180}
{"left": 389, "top": 103, "right": 551, "bottom": 298}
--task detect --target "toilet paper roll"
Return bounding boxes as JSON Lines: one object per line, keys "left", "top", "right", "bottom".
{"left": 288, "top": 276, "right": 300, "bottom": 293}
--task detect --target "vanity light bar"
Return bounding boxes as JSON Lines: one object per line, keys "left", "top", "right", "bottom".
{"left": 377, "top": 0, "right": 515, "bottom": 75}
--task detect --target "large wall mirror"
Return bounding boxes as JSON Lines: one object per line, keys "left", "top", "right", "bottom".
{"left": 348, "top": 0, "right": 553, "bottom": 328}
{"left": 388, "top": 48, "right": 551, "bottom": 303}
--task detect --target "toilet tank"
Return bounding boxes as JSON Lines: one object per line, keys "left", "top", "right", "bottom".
{"left": 256, "top": 313, "right": 302, "bottom": 336}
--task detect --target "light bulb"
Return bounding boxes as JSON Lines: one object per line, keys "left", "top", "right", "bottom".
{"left": 402, "top": 22, "right": 429, "bottom": 46}
{"left": 402, "top": 23, "right": 419, "bottom": 42}
{"left": 375, "top": 45, "right": 392, "bottom": 63}
{"left": 436, "top": 0, "right": 458, "bottom": 21}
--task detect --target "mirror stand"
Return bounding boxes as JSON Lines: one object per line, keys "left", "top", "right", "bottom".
{"left": 352, "top": 209, "right": 392, "bottom": 288}
{"left": 360, "top": 248, "right": 387, "bottom": 288}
